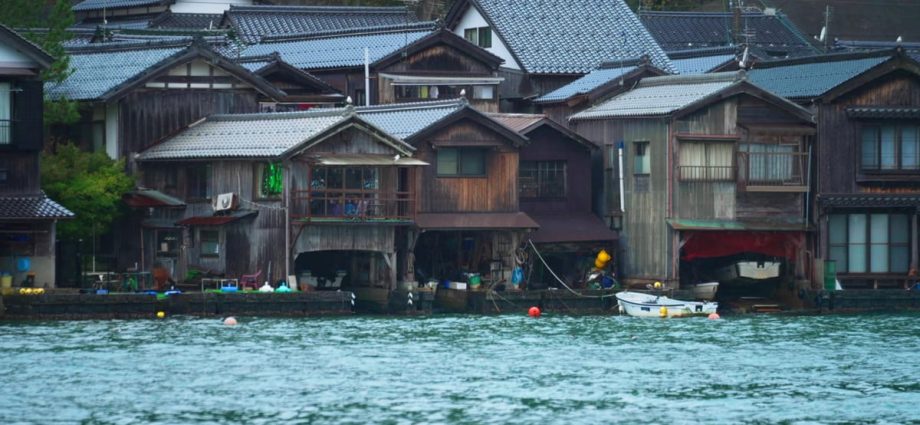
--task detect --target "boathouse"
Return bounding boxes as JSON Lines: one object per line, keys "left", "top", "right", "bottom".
{"left": 570, "top": 72, "right": 815, "bottom": 300}
{"left": 748, "top": 49, "right": 920, "bottom": 290}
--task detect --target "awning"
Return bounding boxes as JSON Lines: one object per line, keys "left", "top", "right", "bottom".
{"left": 124, "top": 189, "right": 185, "bottom": 208}
{"left": 819, "top": 194, "right": 920, "bottom": 208}
{"left": 176, "top": 210, "right": 258, "bottom": 226}
{"left": 141, "top": 218, "right": 180, "bottom": 229}
{"left": 313, "top": 154, "right": 428, "bottom": 166}
{"left": 667, "top": 218, "right": 810, "bottom": 232}
{"left": 681, "top": 231, "right": 804, "bottom": 261}
{"left": 529, "top": 213, "right": 617, "bottom": 243}
{"left": 415, "top": 212, "right": 539, "bottom": 230}
{"left": 379, "top": 73, "right": 504, "bottom": 86}
{"left": 847, "top": 107, "right": 920, "bottom": 119}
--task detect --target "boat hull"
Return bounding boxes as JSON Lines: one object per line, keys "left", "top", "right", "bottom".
{"left": 616, "top": 291, "right": 718, "bottom": 318}
{"left": 688, "top": 281, "right": 719, "bottom": 300}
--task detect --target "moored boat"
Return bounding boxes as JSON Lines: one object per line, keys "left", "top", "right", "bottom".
{"left": 615, "top": 291, "right": 718, "bottom": 318}
{"left": 687, "top": 281, "right": 719, "bottom": 300}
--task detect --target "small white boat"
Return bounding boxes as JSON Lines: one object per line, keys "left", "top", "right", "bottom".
{"left": 615, "top": 291, "right": 718, "bottom": 318}
{"left": 687, "top": 281, "right": 719, "bottom": 300}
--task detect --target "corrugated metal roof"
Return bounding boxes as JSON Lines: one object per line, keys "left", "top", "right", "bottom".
{"left": 471, "top": 0, "right": 672, "bottom": 74}
{"left": 137, "top": 99, "right": 468, "bottom": 160}
{"left": 314, "top": 154, "right": 428, "bottom": 166}
{"left": 240, "top": 28, "right": 435, "bottom": 70}
{"left": 671, "top": 53, "right": 735, "bottom": 75}
{"left": 415, "top": 212, "right": 539, "bottom": 230}
{"left": 0, "top": 195, "right": 74, "bottom": 220}
{"left": 176, "top": 210, "right": 258, "bottom": 226}
{"left": 534, "top": 65, "right": 639, "bottom": 103}
{"left": 45, "top": 45, "right": 184, "bottom": 100}
{"left": 73, "top": 0, "right": 171, "bottom": 12}
{"left": 226, "top": 5, "right": 418, "bottom": 44}
{"left": 747, "top": 55, "right": 889, "bottom": 99}
{"left": 667, "top": 218, "right": 808, "bottom": 231}
{"left": 486, "top": 113, "right": 544, "bottom": 133}
{"left": 124, "top": 189, "right": 186, "bottom": 208}
{"left": 639, "top": 11, "right": 819, "bottom": 56}
{"left": 529, "top": 213, "right": 617, "bottom": 243}
{"left": 570, "top": 72, "right": 739, "bottom": 120}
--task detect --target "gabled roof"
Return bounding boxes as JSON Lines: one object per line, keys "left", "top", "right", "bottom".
{"left": 570, "top": 72, "right": 814, "bottom": 123}
{"left": 445, "top": 0, "right": 673, "bottom": 74}
{"left": 0, "top": 194, "right": 74, "bottom": 220}
{"left": 223, "top": 4, "right": 419, "bottom": 44}
{"left": 73, "top": 0, "right": 173, "bottom": 12}
{"left": 236, "top": 54, "right": 343, "bottom": 97}
{"left": 239, "top": 23, "right": 438, "bottom": 71}
{"left": 639, "top": 11, "right": 819, "bottom": 57}
{"left": 0, "top": 24, "right": 54, "bottom": 70}
{"left": 746, "top": 50, "right": 919, "bottom": 101}
{"left": 46, "top": 41, "right": 285, "bottom": 102}
{"left": 534, "top": 60, "right": 665, "bottom": 104}
{"left": 668, "top": 47, "right": 737, "bottom": 75}
{"left": 488, "top": 113, "right": 595, "bottom": 150}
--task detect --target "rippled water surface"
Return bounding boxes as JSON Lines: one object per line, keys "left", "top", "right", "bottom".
{"left": 1, "top": 314, "right": 919, "bottom": 424}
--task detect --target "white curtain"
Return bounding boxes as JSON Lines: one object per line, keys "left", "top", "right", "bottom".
{"left": 0, "top": 82, "right": 10, "bottom": 144}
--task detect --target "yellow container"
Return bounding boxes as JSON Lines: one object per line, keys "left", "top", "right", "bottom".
{"left": 1, "top": 275, "right": 11, "bottom": 289}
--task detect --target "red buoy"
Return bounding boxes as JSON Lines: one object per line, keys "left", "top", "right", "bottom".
{"left": 528, "top": 306, "right": 541, "bottom": 318}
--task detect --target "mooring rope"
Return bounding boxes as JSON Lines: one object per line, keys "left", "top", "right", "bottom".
{"left": 526, "top": 239, "right": 618, "bottom": 299}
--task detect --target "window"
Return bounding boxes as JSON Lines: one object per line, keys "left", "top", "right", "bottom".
{"left": 308, "top": 166, "right": 382, "bottom": 217}
{"left": 464, "top": 27, "right": 492, "bottom": 48}
{"left": 186, "top": 164, "right": 211, "bottom": 200}
{"left": 520, "top": 161, "right": 566, "bottom": 199}
{"left": 156, "top": 230, "right": 180, "bottom": 256}
{"left": 0, "top": 167, "right": 7, "bottom": 184}
{"left": 257, "top": 162, "right": 283, "bottom": 198}
{"left": 862, "top": 125, "right": 920, "bottom": 171}
{"left": 679, "top": 142, "right": 734, "bottom": 181}
{"left": 200, "top": 230, "right": 219, "bottom": 257}
{"left": 354, "top": 89, "right": 366, "bottom": 106}
{"left": 472, "top": 85, "right": 494, "bottom": 100}
{"left": 437, "top": 147, "right": 486, "bottom": 176}
{"left": 740, "top": 143, "right": 797, "bottom": 184}
{"left": 633, "top": 142, "right": 650, "bottom": 174}
{"left": 828, "top": 213, "right": 909, "bottom": 274}
{"left": 0, "top": 82, "right": 10, "bottom": 145}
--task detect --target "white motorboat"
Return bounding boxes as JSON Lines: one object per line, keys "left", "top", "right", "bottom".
{"left": 615, "top": 291, "right": 718, "bottom": 318}
{"left": 687, "top": 281, "right": 719, "bottom": 300}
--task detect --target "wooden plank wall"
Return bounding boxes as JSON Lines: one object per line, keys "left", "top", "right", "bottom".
{"left": 0, "top": 151, "right": 39, "bottom": 195}
{"left": 518, "top": 125, "right": 593, "bottom": 215}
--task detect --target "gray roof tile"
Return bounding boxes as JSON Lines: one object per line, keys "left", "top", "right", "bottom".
{"left": 151, "top": 12, "right": 223, "bottom": 30}
{"left": 471, "top": 0, "right": 672, "bottom": 74}
{"left": 535, "top": 64, "right": 640, "bottom": 103}
{"left": 45, "top": 44, "right": 184, "bottom": 100}
{"left": 671, "top": 53, "right": 736, "bottom": 74}
{"left": 0, "top": 195, "right": 74, "bottom": 220}
{"left": 240, "top": 27, "right": 435, "bottom": 70}
{"left": 226, "top": 5, "right": 418, "bottom": 44}
{"left": 138, "top": 99, "right": 467, "bottom": 160}
{"left": 73, "top": 0, "right": 171, "bottom": 12}
{"left": 570, "top": 72, "right": 738, "bottom": 120}
{"left": 747, "top": 55, "right": 889, "bottom": 99}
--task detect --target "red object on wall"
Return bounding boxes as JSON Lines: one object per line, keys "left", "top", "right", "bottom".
{"left": 680, "top": 231, "right": 803, "bottom": 261}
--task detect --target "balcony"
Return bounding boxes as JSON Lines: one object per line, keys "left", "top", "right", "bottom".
{"left": 678, "top": 165, "right": 735, "bottom": 182}
{"left": 0, "top": 119, "right": 10, "bottom": 145}
{"left": 291, "top": 189, "right": 416, "bottom": 223}
{"left": 737, "top": 151, "right": 808, "bottom": 192}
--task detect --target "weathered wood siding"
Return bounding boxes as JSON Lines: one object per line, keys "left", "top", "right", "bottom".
{"left": 414, "top": 120, "right": 519, "bottom": 213}
{"left": 0, "top": 151, "right": 39, "bottom": 195}
{"left": 518, "top": 125, "right": 593, "bottom": 215}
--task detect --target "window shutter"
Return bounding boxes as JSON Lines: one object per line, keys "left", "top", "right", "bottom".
{"left": 13, "top": 80, "right": 44, "bottom": 151}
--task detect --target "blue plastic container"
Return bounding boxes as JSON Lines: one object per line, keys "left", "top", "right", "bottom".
{"left": 16, "top": 257, "right": 30, "bottom": 272}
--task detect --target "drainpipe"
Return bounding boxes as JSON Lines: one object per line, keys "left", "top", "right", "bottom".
{"left": 617, "top": 141, "right": 625, "bottom": 214}
{"left": 364, "top": 47, "right": 370, "bottom": 106}
{"left": 284, "top": 160, "right": 291, "bottom": 288}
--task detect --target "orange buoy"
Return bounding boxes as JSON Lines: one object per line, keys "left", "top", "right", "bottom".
{"left": 223, "top": 317, "right": 238, "bottom": 326}
{"left": 708, "top": 313, "right": 720, "bottom": 320}
{"left": 528, "top": 306, "right": 541, "bottom": 318}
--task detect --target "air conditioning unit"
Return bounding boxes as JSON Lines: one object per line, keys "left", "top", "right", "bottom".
{"left": 212, "top": 193, "right": 239, "bottom": 212}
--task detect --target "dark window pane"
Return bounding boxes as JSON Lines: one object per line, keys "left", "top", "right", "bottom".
{"left": 460, "top": 149, "right": 485, "bottom": 175}
{"left": 479, "top": 27, "right": 492, "bottom": 48}
{"left": 861, "top": 127, "right": 879, "bottom": 170}
{"left": 437, "top": 148, "right": 458, "bottom": 175}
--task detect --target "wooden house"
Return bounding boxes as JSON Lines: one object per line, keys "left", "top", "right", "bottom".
{"left": 570, "top": 72, "right": 815, "bottom": 298}
{"left": 748, "top": 50, "right": 920, "bottom": 289}
{"left": 134, "top": 98, "right": 534, "bottom": 292}
{"left": 445, "top": 0, "right": 673, "bottom": 111}
{"left": 489, "top": 113, "right": 616, "bottom": 288}
{"left": 239, "top": 25, "right": 506, "bottom": 112}
{"left": 0, "top": 25, "right": 74, "bottom": 288}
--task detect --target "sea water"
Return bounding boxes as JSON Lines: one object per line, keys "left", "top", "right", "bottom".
{"left": 1, "top": 314, "right": 918, "bottom": 424}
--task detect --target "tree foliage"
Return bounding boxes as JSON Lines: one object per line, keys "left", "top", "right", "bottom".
{"left": 41, "top": 143, "right": 136, "bottom": 241}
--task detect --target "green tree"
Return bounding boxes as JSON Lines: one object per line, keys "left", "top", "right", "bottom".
{"left": 40, "top": 143, "right": 136, "bottom": 242}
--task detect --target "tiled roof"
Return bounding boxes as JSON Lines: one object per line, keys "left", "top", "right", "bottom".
{"left": 138, "top": 99, "right": 467, "bottom": 160}
{"left": 73, "top": 0, "right": 172, "bottom": 12}
{"left": 747, "top": 55, "right": 890, "bottom": 100}
{"left": 534, "top": 64, "right": 640, "bottom": 103}
{"left": 570, "top": 72, "right": 738, "bottom": 120}
{"left": 225, "top": 5, "right": 418, "bottom": 44}
{"left": 72, "top": 16, "right": 156, "bottom": 30}
{"left": 847, "top": 107, "right": 920, "bottom": 119}
{"left": 671, "top": 53, "right": 735, "bottom": 75}
{"left": 639, "top": 11, "right": 818, "bottom": 57}
{"left": 0, "top": 195, "right": 74, "bottom": 220}
{"left": 486, "top": 113, "right": 544, "bottom": 133}
{"left": 240, "top": 26, "right": 435, "bottom": 70}
{"left": 819, "top": 194, "right": 920, "bottom": 208}
{"left": 45, "top": 44, "right": 185, "bottom": 100}
{"left": 468, "top": 0, "right": 672, "bottom": 74}
{"left": 151, "top": 12, "right": 223, "bottom": 30}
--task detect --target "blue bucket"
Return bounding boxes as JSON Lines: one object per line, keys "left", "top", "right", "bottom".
{"left": 16, "top": 257, "right": 30, "bottom": 272}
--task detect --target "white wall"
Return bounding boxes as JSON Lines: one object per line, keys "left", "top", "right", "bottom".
{"left": 452, "top": 5, "right": 519, "bottom": 70}
{"left": 171, "top": 0, "right": 253, "bottom": 14}
{"left": 0, "top": 43, "right": 36, "bottom": 69}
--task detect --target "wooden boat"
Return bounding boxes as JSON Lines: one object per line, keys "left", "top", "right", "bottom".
{"left": 687, "top": 281, "right": 719, "bottom": 300}
{"left": 615, "top": 291, "right": 718, "bottom": 318}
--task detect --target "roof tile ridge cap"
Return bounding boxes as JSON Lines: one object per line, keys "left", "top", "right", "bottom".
{"left": 229, "top": 5, "right": 409, "bottom": 13}
{"left": 753, "top": 49, "right": 897, "bottom": 69}
{"left": 354, "top": 98, "right": 464, "bottom": 113}
{"left": 638, "top": 72, "right": 740, "bottom": 87}
{"left": 209, "top": 108, "right": 346, "bottom": 122}
{"left": 65, "top": 39, "right": 192, "bottom": 54}
{"left": 488, "top": 112, "right": 545, "bottom": 118}
{"left": 260, "top": 21, "right": 436, "bottom": 43}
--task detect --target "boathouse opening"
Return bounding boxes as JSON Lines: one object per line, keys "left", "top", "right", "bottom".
{"left": 294, "top": 250, "right": 394, "bottom": 290}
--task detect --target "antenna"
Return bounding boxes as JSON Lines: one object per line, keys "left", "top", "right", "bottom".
{"left": 823, "top": 5, "right": 833, "bottom": 51}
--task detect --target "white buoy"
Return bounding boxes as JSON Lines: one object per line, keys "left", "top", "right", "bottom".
{"left": 223, "top": 317, "right": 238, "bottom": 326}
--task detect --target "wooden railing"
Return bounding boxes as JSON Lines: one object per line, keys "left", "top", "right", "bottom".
{"left": 291, "top": 189, "right": 415, "bottom": 221}
{"left": 737, "top": 151, "right": 808, "bottom": 190}
{"left": 678, "top": 165, "right": 735, "bottom": 182}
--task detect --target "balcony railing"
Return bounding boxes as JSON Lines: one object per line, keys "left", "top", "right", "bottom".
{"left": 737, "top": 151, "right": 808, "bottom": 191}
{"left": 0, "top": 119, "right": 11, "bottom": 145}
{"left": 678, "top": 165, "right": 735, "bottom": 182}
{"left": 292, "top": 189, "right": 415, "bottom": 222}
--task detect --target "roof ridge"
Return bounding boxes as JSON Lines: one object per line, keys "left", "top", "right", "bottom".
{"left": 638, "top": 71, "right": 741, "bottom": 87}
{"left": 752, "top": 49, "right": 897, "bottom": 69}
{"left": 354, "top": 98, "right": 466, "bottom": 113}
{"left": 639, "top": 11, "right": 771, "bottom": 17}
{"left": 228, "top": 5, "right": 412, "bottom": 14}
{"left": 65, "top": 38, "right": 192, "bottom": 53}
{"left": 487, "top": 113, "right": 546, "bottom": 118}
{"left": 667, "top": 46, "right": 738, "bottom": 59}
{"left": 208, "top": 108, "right": 350, "bottom": 122}
{"left": 259, "top": 21, "right": 437, "bottom": 44}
